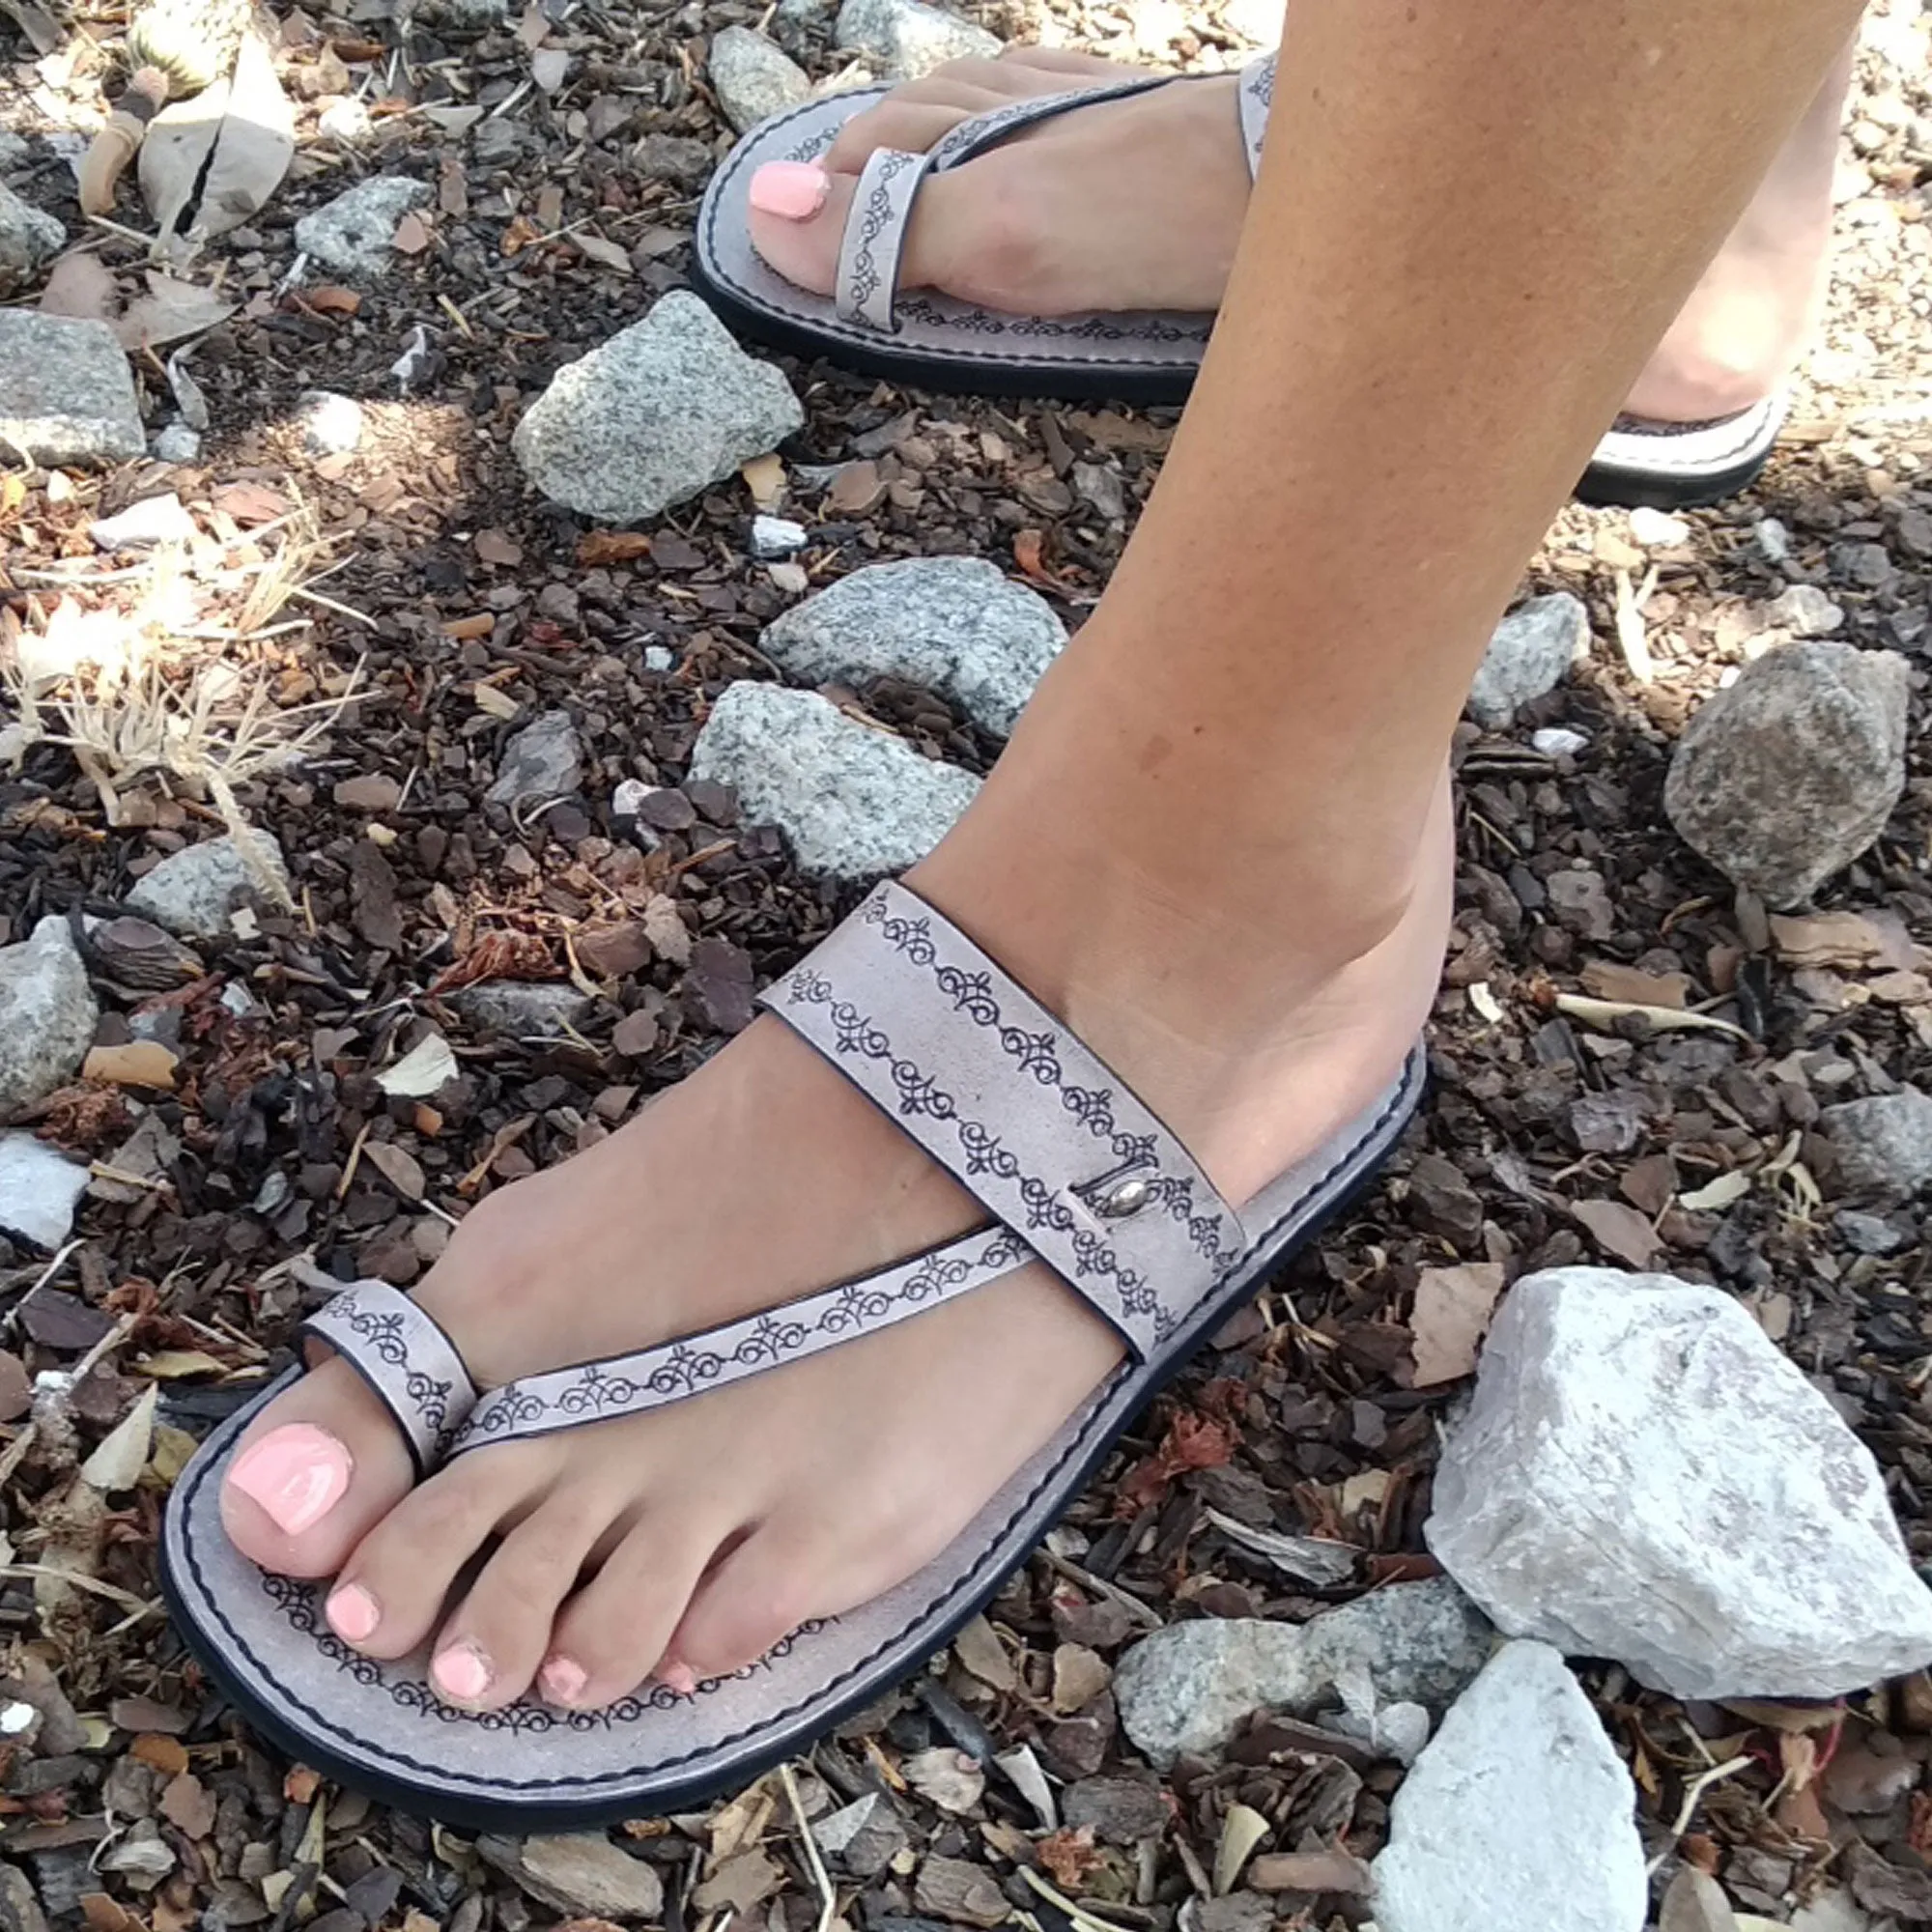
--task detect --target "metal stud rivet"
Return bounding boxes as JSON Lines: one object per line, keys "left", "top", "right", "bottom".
{"left": 1097, "top": 1178, "right": 1151, "bottom": 1219}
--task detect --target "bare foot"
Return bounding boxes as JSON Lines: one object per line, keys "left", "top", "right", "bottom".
{"left": 219, "top": 781, "right": 1452, "bottom": 1713}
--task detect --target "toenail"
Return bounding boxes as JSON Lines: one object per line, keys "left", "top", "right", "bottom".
{"left": 228, "top": 1425, "right": 355, "bottom": 1537}
{"left": 658, "top": 1659, "right": 698, "bottom": 1696}
{"left": 539, "top": 1654, "right": 587, "bottom": 1707}
{"left": 432, "top": 1639, "right": 493, "bottom": 1705}
{"left": 749, "top": 161, "right": 829, "bottom": 221}
{"left": 326, "top": 1582, "right": 381, "bottom": 1644}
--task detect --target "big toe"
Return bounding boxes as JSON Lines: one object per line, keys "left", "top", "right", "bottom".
{"left": 747, "top": 162, "right": 854, "bottom": 298}
{"left": 219, "top": 1358, "right": 415, "bottom": 1579}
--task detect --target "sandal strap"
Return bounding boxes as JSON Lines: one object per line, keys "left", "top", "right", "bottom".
{"left": 299, "top": 1281, "right": 478, "bottom": 1476}
{"left": 1236, "top": 51, "right": 1273, "bottom": 179}
{"left": 442, "top": 1225, "right": 1030, "bottom": 1456}
{"left": 759, "top": 881, "right": 1245, "bottom": 1358}
{"left": 925, "top": 71, "right": 1178, "bottom": 174}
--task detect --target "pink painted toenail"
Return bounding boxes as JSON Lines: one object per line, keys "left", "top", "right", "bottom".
{"left": 749, "top": 161, "right": 830, "bottom": 221}
{"left": 432, "top": 1640, "right": 493, "bottom": 1705}
{"left": 539, "top": 1655, "right": 587, "bottom": 1707}
{"left": 658, "top": 1659, "right": 698, "bottom": 1696}
{"left": 326, "top": 1583, "right": 381, "bottom": 1643}
{"left": 228, "top": 1425, "right": 354, "bottom": 1537}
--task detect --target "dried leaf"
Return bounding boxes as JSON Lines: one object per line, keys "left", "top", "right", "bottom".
{"left": 392, "top": 211, "right": 433, "bottom": 255}
{"left": 136, "top": 1349, "right": 228, "bottom": 1378}
{"left": 1573, "top": 1198, "right": 1662, "bottom": 1268}
{"left": 159, "top": 1770, "right": 216, "bottom": 1838}
{"left": 1555, "top": 993, "right": 1749, "bottom": 1043}
{"left": 1036, "top": 1829, "right": 1100, "bottom": 1891}
{"left": 1408, "top": 1263, "right": 1506, "bottom": 1386}
{"left": 690, "top": 1850, "right": 782, "bottom": 1915}
{"left": 130, "top": 1733, "right": 190, "bottom": 1774}
{"left": 185, "top": 32, "right": 295, "bottom": 241}
{"left": 376, "top": 1032, "right": 458, "bottom": 1097}
{"left": 472, "top": 681, "right": 522, "bottom": 720}
{"left": 307, "top": 284, "right": 362, "bottom": 316}
{"left": 1115, "top": 1408, "right": 1235, "bottom": 1517}
{"left": 79, "top": 1384, "right": 157, "bottom": 1493}
{"left": 114, "top": 273, "right": 237, "bottom": 353}
{"left": 953, "top": 1613, "right": 1016, "bottom": 1691}
{"left": 576, "top": 530, "right": 653, "bottom": 565}
{"left": 1678, "top": 1170, "right": 1751, "bottom": 1212}
{"left": 903, "top": 1747, "right": 985, "bottom": 1815}
{"left": 1214, "top": 1805, "right": 1270, "bottom": 1896}
{"left": 1049, "top": 1642, "right": 1111, "bottom": 1715}
{"left": 741, "top": 452, "right": 785, "bottom": 510}
{"left": 571, "top": 231, "right": 632, "bottom": 273}
{"left": 40, "top": 252, "right": 120, "bottom": 324}
{"left": 361, "top": 1139, "right": 426, "bottom": 1202}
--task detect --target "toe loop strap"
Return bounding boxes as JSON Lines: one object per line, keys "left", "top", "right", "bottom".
{"left": 299, "top": 1281, "right": 478, "bottom": 1476}
{"left": 836, "top": 147, "right": 933, "bottom": 333}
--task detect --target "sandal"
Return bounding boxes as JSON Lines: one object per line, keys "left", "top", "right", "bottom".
{"left": 163, "top": 880, "right": 1423, "bottom": 1828}
{"left": 690, "top": 54, "right": 1784, "bottom": 509}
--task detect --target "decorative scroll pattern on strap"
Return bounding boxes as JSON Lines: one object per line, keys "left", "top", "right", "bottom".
{"left": 926, "top": 72, "right": 1177, "bottom": 174}
{"left": 445, "top": 1227, "right": 1031, "bottom": 1455}
{"left": 836, "top": 147, "right": 932, "bottom": 333}
{"left": 301, "top": 1281, "right": 478, "bottom": 1475}
{"left": 1236, "top": 51, "right": 1273, "bottom": 179}
{"left": 759, "top": 883, "right": 1245, "bottom": 1359}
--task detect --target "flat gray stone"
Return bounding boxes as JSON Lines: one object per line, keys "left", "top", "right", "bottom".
{"left": 761, "top": 557, "right": 1066, "bottom": 737}
{"left": 486, "top": 709, "right": 582, "bottom": 806}
{"left": 1467, "top": 591, "right": 1589, "bottom": 729}
{"left": 1663, "top": 642, "right": 1910, "bottom": 908}
{"left": 477, "top": 1834, "right": 662, "bottom": 1920}
{"left": 126, "top": 831, "right": 292, "bottom": 939}
{"left": 709, "top": 27, "right": 811, "bottom": 131}
{"left": 1372, "top": 1642, "right": 1645, "bottom": 1932}
{"left": 0, "top": 1133, "right": 90, "bottom": 1250}
{"left": 1825, "top": 1087, "right": 1932, "bottom": 1200}
{"left": 1113, "top": 1577, "right": 1495, "bottom": 1766}
{"left": 513, "top": 292, "right": 804, "bottom": 523}
{"left": 812, "top": 1793, "right": 909, "bottom": 1878}
{"left": 445, "top": 981, "right": 593, "bottom": 1039}
{"left": 833, "top": 0, "right": 1000, "bottom": 73}
{"left": 293, "top": 176, "right": 430, "bottom": 279}
{"left": 688, "top": 681, "right": 980, "bottom": 879}
{"left": 0, "top": 183, "right": 64, "bottom": 299}
{"left": 0, "top": 313, "right": 144, "bottom": 466}
{"left": 1426, "top": 1266, "right": 1932, "bottom": 1699}
{"left": 0, "top": 918, "right": 98, "bottom": 1117}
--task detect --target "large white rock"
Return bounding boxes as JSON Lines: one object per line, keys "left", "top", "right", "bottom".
{"left": 1426, "top": 1267, "right": 1932, "bottom": 1699}
{"left": 688, "top": 682, "right": 980, "bottom": 879}
{"left": 0, "top": 312, "right": 145, "bottom": 466}
{"left": 1663, "top": 642, "right": 1910, "bottom": 908}
{"left": 708, "top": 26, "right": 811, "bottom": 132}
{"left": 0, "top": 918, "right": 98, "bottom": 1117}
{"left": 1372, "top": 1641, "right": 1646, "bottom": 1932}
{"left": 514, "top": 293, "right": 804, "bottom": 524}
{"left": 1466, "top": 592, "right": 1590, "bottom": 729}
{"left": 126, "top": 831, "right": 292, "bottom": 940}
{"left": 760, "top": 557, "right": 1067, "bottom": 738}
{"left": 834, "top": 0, "right": 1000, "bottom": 74}
{"left": 1113, "top": 1577, "right": 1494, "bottom": 1766}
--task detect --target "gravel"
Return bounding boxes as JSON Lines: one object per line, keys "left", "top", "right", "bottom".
{"left": 513, "top": 293, "right": 805, "bottom": 523}
{"left": 293, "top": 176, "right": 432, "bottom": 279}
{"left": 125, "top": 832, "right": 293, "bottom": 940}
{"left": 833, "top": 0, "right": 1001, "bottom": 74}
{"left": 708, "top": 26, "right": 812, "bottom": 132}
{"left": 1824, "top": 1086, "right": 1932, "bottom": 1200}
{"left": 1466, "top": 591, "right": 1589, "bottom": 728}
{"left": 688, "top": 681, "right": 980, "bottom": 878}
{"left": 1426, "top": 1266, "right": 1932, "bottom": 1698}
{"left": 0, "top": 918, "right": 99, "bottom": 1117}
{"left": 0, "top": 313, "right": 146, "bottom": 466}
{"left": 485, "top": 710, "right": 583, "bottom": 807}
{"left": 1662, "top": 641, "right": 1911, "bottom": 907}
{"left": 760, "top": 556, "right": 1068, "bottom": 737}
{"left": 1372, "top": 1642, "right": 1646, "bottom": 1932}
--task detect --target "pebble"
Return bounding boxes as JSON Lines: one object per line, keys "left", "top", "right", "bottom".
{"left": 0, "top": 313, "right": 146, "bottom": 466}
{"left": 708, "top": 26, "right": 812, "bottom": 133}
{"left": 88, "top": 493, "right": 198, "bottom": 550}
{"left": 298, "top": 390, "right": 364, "bottom": 457}
{"left": 152, "top": 424, "right": 201, "bottom": 464}
{"left": 126, "top": 831, "right": 292, "bottom": 939}
{"left": 1112, "top": 1577, "right": 1494, "bottom": 1766}
{"left": 1755, "top": 517, "right": 1792, "bottom": 565}
{"left": 513, "top": 293, "right": 805, "bottom": 524}
{"left": 1061, "top": 1776, "right": 1169, "bottom": 1845}
{"left": 428, "top": 0, "right": 507, "bottom": 29}
{"left": 477, "top": 1834, "right": 662, "bottom": 1920}
{"left": 1662, "top": 642, "right": 1910, "bottom": 908}
{"left": 0, "top": 918, "right": 99, "bottom": 1116}
{"left": 0, "top": 1133, "right": 90, "bottom": 1250}
{"left": 760, "top": 556, "right": 1067, "bottom": 737}
{"left": 316, "top": 97, "right": 373, "bottom": 143}
{"left": 687, "top": 681, "right": 980, "bottom": 879}
{"left": 643, "top": 645, "right": 675, "bottom": 672}
{"left": 1824, "top": 1087, "right": 1932, "bottom": 1200}
{"left": 1628, "top": 506, "right": 1690, "bottom": 547}
{"left": 751, "top": 514, "right": 808, "bottom": 558}
{"left": 293, "top": 176, "right": 431, "bottom": 280}
{"left": 812, "top": 1794, "right": 909, "bottom": 1877}
{"left": 0, "top": 182, "right": 64, "bottom": 299}
{"left": 486, "top": 710, "right": 582, "bottom": 807}
{"left": 833, "top": 0, "right": 1001, "bottom": 75}
{"left": 1466, "top": 591, "right": 1589, "bottom": 729}
{"left": 445, "top": 982, "right": 594, "bottom": 1039}
{"left": 1765, "top": 582, "right": 1844, "bottom": 637}
{"left": 1425, "top": 1266, "right": 1932, "bottom": 1698}
{"left": 1835, "top": 1208, "right": 1908, "bottom": 1254}
{"left": 1371, "top": 1642, "right": 1646, "bottom": 1932}
{"left": 1532, "top": 726, "right": 1590, "bottom": 759}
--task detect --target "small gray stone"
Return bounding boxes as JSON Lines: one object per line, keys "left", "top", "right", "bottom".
{"left": 427, "top": 0, "right": 507, "bottom": 31}
{"left": 1371, "top": 1642, "right": 1646, "bottom": 1932}
{"left": 633, "top": 134, "right": 715, "bottom": 185}
{"left": 126, "top": 831, "right": 292, "bottom": 939}
{"left": 812, "top": 1793, "right": 909, "bottom": 1877}
{"left": 1826, "top": 1087, "right": 1932, "bottom": 1200}
{"left": 0, "top": 183, "right": 64, "bottom": 299}
{"left": 761, "top": 556, "right": 1067, "bottom": 737}
{"left": 514, "top": 293, "right": 804, "bottom": 524}
{"left": 751, "top": 513, "right": 808, "bottom": 558}
{"left": 293, "top": 176, "right": 430, "bottom": 279}
{"left": 0, "top": 918, "right": 98, "bottom": 1116}
{"left": 0, "top": 312, "right": 145, "bottom": 466}
{"left": 1062, "top": 1776, "right": 1168, "bottom": 1845}
{"left": 709, "top": 26, "right": 811, "bottom": 132}
{"left": 1425, "top": 1267, "right": 1932, "bottom": 1698}
{"left": 298, "top": 390, "right": 364, "bottom": 457}
{"left": 0, "top": 1134, "right": 90, "bottom": 1250}
{"left": 486, "top": 710, "right": 582, "bottom": 806}
{"left": 1765, "top": 582, "right": 1844, "bottom": 637}
{"left": 1531, "top": 725, "right": 1589, "bottom": 758}
{"left": 1113, "top": 1577, "right": 1495, "bottom": 1766}
{"left": 1466, "top": 592, "right": 1589, "bottom": 729}
{"left": 1663, "top": 642, "right": 1910, "bottom": 908}
{"left": 690, "top": 682, "right": 979, "bottom": 878}
{"left": 445, "top": 981, "right": 593, "bottom": 1039}
{"left": 1835, "top": 1208, "right": 1907, "bottom": 1254}
{"left": 477, "top": 1835, "right": 662, "bottom": 1920}
{"left": 833, "top": 0, "right": 1000, "bottom": 74}
{"left": 152, "top": 424, "right": 201, "bottom": 464}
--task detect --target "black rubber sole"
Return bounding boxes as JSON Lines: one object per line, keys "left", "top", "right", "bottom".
{"left": 1575, "top": 444, "right": 1777, "bottom": 513}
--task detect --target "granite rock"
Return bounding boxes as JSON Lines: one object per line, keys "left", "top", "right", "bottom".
{"left": 1467, "top": 592, "right": 1589, "bottom": 729}
{"left": 126, "top": 832, "right": 291, "bottom": 939}
{"left": 709, "top": 26, "right": 811, "bottom": 131}
{"left": 834, "top": 0, "right": 1001, "bottom": 74}
{"left": 0, "top": 919, "right": 99, "bottom": 1117}
{"left": 0, "top": 183, "right": 64, "bottom": 298}
{"left": 1825, "top": 1087, "right": 1932, "bottom": 1200}
{"left": 293, "top": 176, "right": 430, "bottom": 279}
{"left": 0, "top": 313, "right": 145, "bottom": 466}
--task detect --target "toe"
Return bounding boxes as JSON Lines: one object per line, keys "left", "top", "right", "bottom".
{"left": 325, "top": 1446, "right": 552, "bottom": 1665}
{"left": 748, "top": 163, "right": 856, "bottom": 297}
{"left": 425, "top": 1492, "right": 619, "bottom": 1711}
{"left": 661, "top": 1521, "right": 822, "bottom": 1684}
{"left": 219, "top": 1357, "right": 415, "bottom": 1580}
